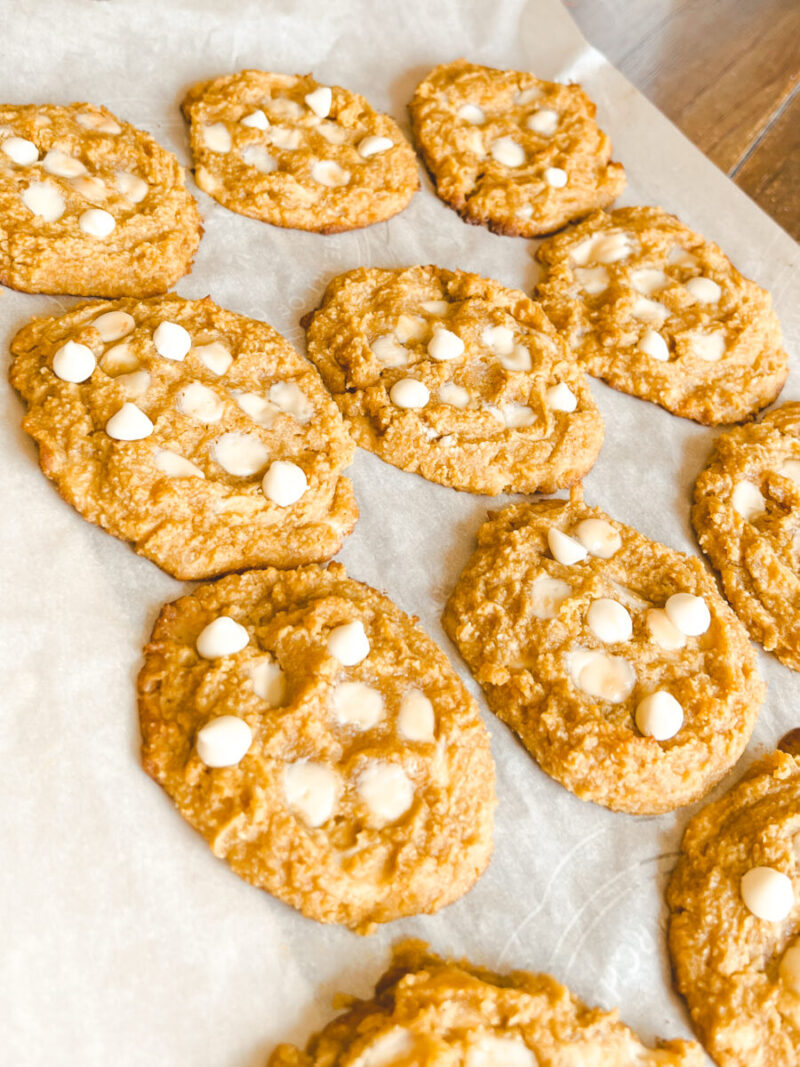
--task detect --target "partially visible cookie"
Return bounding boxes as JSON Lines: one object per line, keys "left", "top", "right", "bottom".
{"left": 303, "top": 265, "right": 603, "bottom": 495}
{"left": 667, "top": 750, "right": 800, "bottom": 1067}
{"left": 138, "top": 565, "right": 496, "bottom": 933}
{"left": 692, "top": 403, "right": 800, "bottom": 671}
{"left": 408, "top": 59, "right": 625, "bottom": 237}
{"left": 181, "top": 70, "right": 419, "bottom": 232}
{"left": 10, "top": 295, "right": 357, "bottom": 579}
{"left": 0, "top": 103, "right": 201, "bottom": 296}
{"left": 268, "top": 940, "right": 705, "bottom": 1065}
{"left": 443, "top": 490, "right": 764, "bottom": 814}
{"left": 536, "top": 206, "right": 788, "bottom": 424}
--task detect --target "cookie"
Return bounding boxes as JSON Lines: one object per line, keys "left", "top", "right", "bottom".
{"left": 9, "top": 295, "right": 357, "bottom": 579}
{"left": 0, "top": 103, "right": 201, "bottom": 296}
{"left": 442, "top": 490, "right": 764, "bottom": 814}
{"left": 408, "top": 59, "right": 625, "bottom": 237}
{"left": 181, "top": 70, "right": 419, "bottom": 232}
{"left": 692, "top": 403, "right": 800, "bottom": 671}
{"left": 268, "top": 940, "right": 704, "bottom": 1065}
{"left": 138, "top": 565, "right": 496, "bottom": 932}
{"left": 667, "top": 750, "right": 800, "bottom": 1067}
{"left": 303, "top": 265, "right": 603, "bottom": 495}
{"left": 536, "top": 206, "right": 788, "bottom": 424}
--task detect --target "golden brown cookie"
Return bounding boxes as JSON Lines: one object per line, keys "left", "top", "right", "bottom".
{"left": 9, "top": 294, "right": 357, "bottom": 579}
{"left": 181, "top": 69, "right": 419, "bottom": 232}
{"left": 667, "top": 750, "right": 800, "bottom": 1067}
{"left": 0, "top": 103, "right": 201, "bottom": 296}
{"left": 138, "top": 565, "right": 496, "bottom": 933}
{"left": 408, "top": 59, "right": 625, "bottom": 237}
{"left": 692, "top": 403, "right": 800, "bottom": 672}
{"left": 442, "top": 490, "right": 764, "bottom": 814}
{"left": 536, "top": 206, "right": 788, "bottom": 424}
{"left": 268, "top": 940, "right": 704, "bottom": 1065}
{"left": 303, "top": 265, "right": 603, "bottom": 495}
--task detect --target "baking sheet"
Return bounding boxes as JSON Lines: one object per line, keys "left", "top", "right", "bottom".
{"left": 2, "top": 1, "right": 799, "bottom": 1064}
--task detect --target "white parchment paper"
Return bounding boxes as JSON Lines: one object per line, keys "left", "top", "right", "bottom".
{"left": 2, "top": 2, "right": 798, "bottom": 1064}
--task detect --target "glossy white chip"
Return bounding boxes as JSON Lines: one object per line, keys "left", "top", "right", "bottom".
{"left": 568, "top": 648, "right": 636, "bottom": 703}
{"left": 52, "top": 341, "right": 96, "bottom": 383}
{"left": 457, "top": 103, "right": 485, "bottom": 124}
{"left": 247, "top": 656, "right": 286, "bottom": 707}
{"left": 646, "top": 608, "right": 686, "bottom": 651}
{"left": 515, "top": 86, "right": 542, "bottom": 106}
{"left": 780, "top": 459, "right": 800, "bottom": 484}
{"left": 428, "top": 327, "right": 464, "bottom": 362}
{"left": 390, "top": 378, "right": 429, "bottom": 409}
{"left": 22, "top": 181, "right": 65, "bottom": 221}
{"left": 635, "top": 691, "right": 684, "bottom": 740}
{"left": 732, "top": 481, "right": 765, "bottom": 521}
{"left": 439, "top": 382, "right": 470, "bottom": 408}
{"left": 527, "top": 108, "right": 559, "bottom": 136}
{"left": 548, "top": 527, "right": 587, "bottom": 565}
{"left": 241, "top": 144, "right": 278, "bottom": 173}
{"left": 196, "top": 716, "right": 252, "bottom": 768}
{"left": 574, "top": 518, "right": 621, "bottom": 559}
{"left": 482, "top": 325, "right": 514, "bottom": 356}
{"left": 499, "top": 402, "right": 535, "bottom": 428}
{"left": 117, "top": 369, "right": 150, "bottom": 399}
{"left": 262, "top": 460, "right": 307, "bottom": 506}
{"left": 315, "top": 122, "right": 347, "bottom": 146}
{"left": 3, "top": 136, "right": 39, "bottom": 165}
{"left": 575, "top": 266, "right": 609, "bottom": 294}
{"left": 741, "top": 867, "right": 795, "bottom": 922}
{"left": 570, "top": 231, "right": 633, "bottom": 266}
{"left": 398, "top": 690, "right": 436, "bottom": 742}
{"left": 358, "top": 135, "right": 393, "bottom": 158}
{"left": 530, "top": 576, "right": 571, "bottom": 620}
{"left": 668, "top": 245, "right": 699, "bottom": 268}
{"left": 332, "top": 681, "right": 384, "bottom": 730}
{"left": 177, "top": 382, "right": 225, "bottom": 423}
{"left": 544, "top": 166, "right": 567, "bottom": 188}
{"left": 587, "top": 598, "right": 633, "bottom": 643}
{"left": 154, "top": 449, "right": 204, "bottom": 478}
{"left": 311, "top": 159, "right": 350, "bottom": 187}
{"left": 501, "top": 344, "right": 533, "bottom": 372}
{"left": 421, "top": 299, "right": 450, "bottom": 316}
{"left": 395, "top": 314, "right": 427, "bottom": 344}
{"left": 270, "top": 382, "right": 313, "bottom": 423}
{"left": 76, "top": 112, "right": 121, "bottom": 134}
{"left": 780, "top": 945, "right": 800, "bottom": 992}
{"left": 100, "top": 342, "right": 138, "bottom": 376}
{"left": 327, "top": 620, "right": 370, "bottom": 666}
{"left": 212, "top": 432, "right": 269, "bottom": 476}
{"left": 268, "top": 96, "right": 305, "bottom": 120}
{"left": 665, "top": 593, "right": 710, "bottom": 637}
{"left": 153, "top": 321, "right": 191, "bottom": 362}
{"left": 305, "top": 86, "right": 332, "bottom": 118}
{"left": 546, "top": 382, "right": 577, "bottom": 412}
{"left": 350, "top": 1029, "right": 416, "bottom": 1067}
{"left": 241, "top": 108, "right": 269, "bottom": 130}
{"left": 269, "top": 126, "right": 303, "bottom": 150}
{"left": 357, "top": 762, "right": 414, "bottom": 824}
{"left": 42, "top": 148, "right": 86, "bottom": 177}
{"left": 79, "top": 208, "right": 115, "bottom": 238}
{"left": 72, "top": 175, "right": 108, "bottom": 201}
{"left": 490, "top": 136, "right": 525, "bottom": 167}
{"left": 196, "top": 615, "right": 249, "bottom": 658}
{"left": 465, "top": 1036, "right": 536, "bottom": 1067}
{"left": 93, "top": 310, "right": 135, "bottom": 343}
{"left": 105, "top": 402, "right": 153, "bottom": 441}
{"left": 630, "top": 268, "right": 669, "bottom": 295}
{"left": 193, "top": 340, "right": 233, "bottom": 376}
{"left": 202, "top": 122, "right": 232, "bottom": 153}
{"left": 639, "top": 328, "right": 670, "bottom": 362}
{"left": 283, "top": 761, "right": 339, "bottom": 827}
{"left": 686, "top": 276, "right": 721, "bottom": 304}
{"left": 631, "top": 296, "right": 668, "bottom": 326}
{"left": 688, "top": 330, "right": 726, "bottom": 363}
{"left": 371, "top": 334, "right": 408, "bottom": 367}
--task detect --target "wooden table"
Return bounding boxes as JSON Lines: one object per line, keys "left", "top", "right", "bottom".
{"left": 569, "top": 0, "right": 800, "bottom": 241}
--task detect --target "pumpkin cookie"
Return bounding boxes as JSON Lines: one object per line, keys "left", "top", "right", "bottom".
{"left": 536, "top": 206, "right": 788, "bottom": 424}
{"left": 693, "top": 403, "right": 800, "bottom": 671}
{"left": 138, "top": 565, "right": 496, "bottom": 932}
{"left": 442, "top": 490, "right": 764, "bottom": 814}
{"left": 0, "top": 103, "right": 201, "bottom": 296}
{"left": 667, "top": 750, "right": 800, "bottom": 1067}
{"left": 181, "top": 69, "right": 419, "bottom": 232}
{"left": 267, "top": 940, "right": 704, "bottom": 1065}
{"left": 303, "top": 265, "right": 603, "bottom": 495}
{"left": 408, "top": 59, "right": 625, "bottom": 237}
{"left": 9, "top": 294, "right": 357, "bottom": 579}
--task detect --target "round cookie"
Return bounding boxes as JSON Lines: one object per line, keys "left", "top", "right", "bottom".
{"left": 535, "top": 206, "right": 788, "bottom": 424}
{"left": 138, "top": 565, "right": 496, "bottom": 932}
{"left": 442, "top": 490, "right": 764, "bottom": 814}
{"left": 303, "top": 265, "right": 604, "bottom": 495}
{"left": 181, "top": 69, "right": 419, "bottom": 232}
{"left": 268, "top": 940, "right": 705, "bottom": 1065}
{"left": 0, "top": 103, "right": 201, "bottom": 296}
{"left": 693, "top": 402, "right": 800, "bottom": 671}
{"left": 667, "top": 750, "right": 800, "bottom": 1067}
{"left": 9, "top": 294, "right": 357, "bottom": 579}
{"left": 408, "top": 59, "right": 625, "bottom": 237}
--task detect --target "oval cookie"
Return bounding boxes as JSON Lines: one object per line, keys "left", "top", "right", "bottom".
{"left": 693, "top": 402, "right": 800, "bottom": 671}
{"left": 268, "top": 941, "right": 705, "bottom": 1065}
{"left": 536, "top": 206, "right": 788, "bottom": 424}
{"left": 138, "top": 565, "right": 496, "bottom": 932}
{"left": 0, "top": 103, "right": 201, "bottom": 296}
{"left": 9, "top": 295, "right": 357, "bottom": 579}
{"left": 303, "top": 265, "right": 603, "bottom": 495}
{"left": 442, "top": 491, "right": 764, "bottom": 814}
{"left": 181, "top": 69, "right": 419, "bottom": 232}
{"left": 408, "top": 59, "right": 625, "bottom": 237}
{"left": 667, "top": 750, "right": 800, "bottom": 1067}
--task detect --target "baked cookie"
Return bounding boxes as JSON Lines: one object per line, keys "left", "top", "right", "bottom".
{"left": 442, "top": 490, "right": 764, "bottom": 814}
{"left": 693, "top": 403, "right": 800, "bottom": 672}
{"left": 0, "top": 103, "right": 201, "bottom": 296}
{"left": 667, "top": 750, "right": 800, "bottom": 1067}
{"left": 303, "top": 265, "right": 603, "bottom": 495}
{"left": 268, "top": 940, "right": 705, "bottom": 1065}
{"left": 9, "top": 295, "right": 357, "bottom": 579}
{"left": 408, "top": 59, "right": 625, "bottom": 237}
{"left": 536, "top": 206, "right": 788, "bottom": 424}
{"left": 181, "top": 70, "right": 419, "bottom": 232}
{"left": 139, "top": 565, "right": 496, "bottom": 932}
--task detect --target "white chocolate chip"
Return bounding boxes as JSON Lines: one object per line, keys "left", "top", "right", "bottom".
{"left": 268, "top": 126, "right": 303, "bottom": 150}
{"left": 587, "top": 598, "right": 632, "bottom": 643}
{"left": 635, "top": 691, "right": 684, "bottom": 740}
{"left": 465, "top": 1036, "right": 536, "bottom": 1067}
{"left": 780, "top": 945, "right": 800, "bottom": 993}
{"left": 630, "top": 268, "right": 669, "bottom": 295}
{"left": 241, "top": 108, "right": 269, "bottom": 130}
{"left": 457, "top": 102, "right": 485, "bottom": 124}
{"left": 686, "top": 276, "right": 721, "bottom": 303}
{"left": 500, "top": 402, "right": 535, "bottom": 428}
{"left": 154, "top": 449, "right": 204, "bottom": 478}
{"left": 100, "top": 342, "right": 138, "bottom": 376}
{"left": 544, "top": 166, "right": 567, "bottom": 188}
{"left": 202, "top": 122, "right": 232, "bottom": 153}
{"left": 350, "top": 1029, "right": 416, "bottom": 1067}
{"left": 394, "top": 314, "right": 427, "bottom": 344}
{"left": 76, "top": 112, "right": 121, "bottom": 134}
{"left": 247, "top": 656, "right": 286, "bottom": 706}
{"left": 116, "top": 369, "right": 150, "bottom": 399}
{"left": 42, "top": 148, "right": 86, "bottom": 177}
{"left": 270, "top": 382, "right": 313, "bottom": 423}
{"left": 546, "top": 383, "right": 577, "bottom": 412}
{"left": 631, "top": 296, "right": 669, "bottom": 327}
{"left": 527, "top": 108, "right": 559, "bottom": 136}
{"left": 268, "top": 96, "right": 305, "bottom": 120}
{"left": 317, "top": 121, "right": 349, "bottom": 145}
{"left": 530, "top": 576, "right": 571, "bottom": 619}
{"left": 639, "top": 329, "right": 670, "bottom": 362}
{"left": 646, "top": 608, "right": 686, "bottom": 651}
{"left": 177, "top": 382, "right": 225, "bottom": 423}
{"left": 196, "top": 616, "right": 249, "bottom": 658}
{"left": 490, "top": 136, "right": 525, "bottom": 167}
{"left": 515, "top": 86, "right": 542, "bottom": 106}
{"left": 153, "top": 321, "right": 191, "bottom": 362}
{"left": 196, "top": 716, "right": 252, "bottom": 768}
{"left": 568, "top": 648, "right": 636, "bottom": 703}
{"left": 741, "top": 867, "right": 795, "bottom": 922}
{"left": 390, "top": 378, "right": 429, "bottom": 409}
{"left": 105, "top": 402, "right": 153, "bottom": 441}
{"left": 234, "top": 392, "right": 277, "bottom": 428}
{"left": 283, "top": 761, "right": 339, "bottom": 827}
{"left": 305, "top": 86, "right": 332, "bottom": 118}
{"left": 79, "top": 208, "right": 115, "bottom": 238}
{"left": 548, "top": 527, "right": 588, "bottom": 565}
{"left": 428, "top": 327, "right": 464, "bottom": 362}
{"left": 262, "top": 460, "right": 307, "bottom": 506}
{"left": 781, "top": 459, "right": 800, "bottom": 484}
{"left": 482, "top": 325, "right": 514, "bottom": 356}
{"left": 665, "top": 593, "right": 710, "bottom": 637}
{"left": 212, "top": 432, "right": 269, "bottom": 476}
{"left": 22, "top": 181, "right": 65, "bottom": 221}
{"left": 668, "top": 246, "right": 698, "bottom": 268}
{"left": 357, "top": 762, "right": 414, "bottom": 824}
{"left": 241, "top": 144, "right": 278, "bottom": 173}
{"left": 327, "top": 620, "right": 370, "bottom": 666}
{"left": 574, "top": 518, "right": 621, "bottom": 558}
{"left": 193, "top": 340, "right": 233, "bottom": 376}
{"left": 687, "top": 329, "right": 726, "bottom": 362}
{"left": 371, "top": 334, "right": 409, "bottom": 366}
{"left": 571, "top": 231, "right": 634, "bottom": 266}
{"left": 575, "top": 266, "right": 609, "bottom": 294}
{"left": 515, "top": 204, "right": 533, "bottom": 220}
{"left": 358, "top": 135, "right": 393, "bottom": 158}
{"left": 52, "top": 340, "right": 96, "bottom": 383}
{"left": 500, "top": 344, "right": 533, "bottom": 372}
{"left": 72, "top": 175, "right": 107, "bottom": 201}
{"left": 421, "top": 299, "right": 450, "bottom": 316}
{"left": 398, "top": 690, "right": 436, "bottom": 742}
{"left": 332, "top": 681, "right": 384, "bottom": 730}
{"left": 439, "top": 382, "right": 470, "bottom": 408}
{"left": 3, "top": 136, "right": 39, "bottom": 165}
{"left": 732, "top": 481, "right": 765, "bottom": 521}
{"left": 311, "top": 159, "right": 350, "bottom": 187}
{"left": 93, "top": 310, "right": 135, "bottom": 343}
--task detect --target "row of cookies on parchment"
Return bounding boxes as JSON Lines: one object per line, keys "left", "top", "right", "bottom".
{"left": 3, "top": 58, "right": 797, "bottom": 1067}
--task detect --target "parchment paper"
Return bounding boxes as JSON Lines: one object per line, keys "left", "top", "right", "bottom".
{"left": 2, "top": 2, "right": 798, "bottom": 1064}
